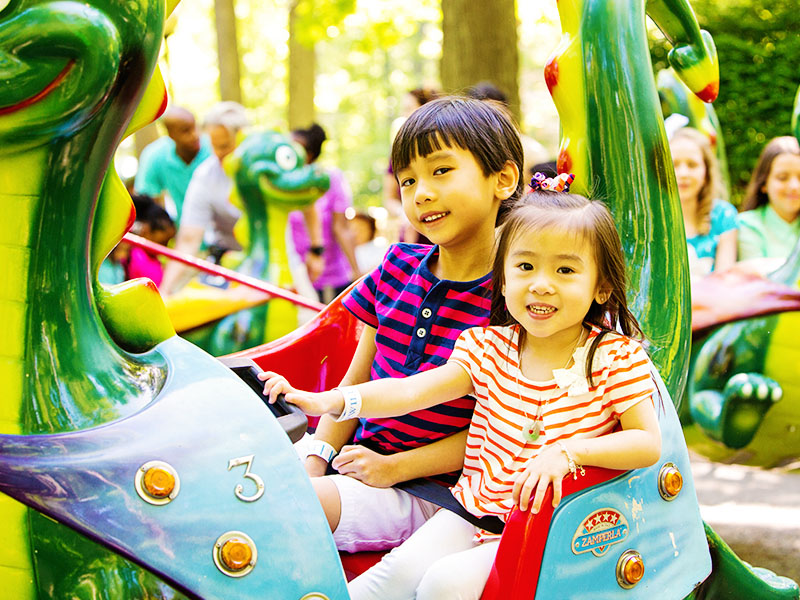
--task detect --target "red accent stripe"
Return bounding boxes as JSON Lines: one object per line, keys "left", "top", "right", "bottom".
{"left": 696, "top": 81, "right": 719, "bottom": 103}
{"left": 0, "top": 60, "right": 74, "bottom": 116}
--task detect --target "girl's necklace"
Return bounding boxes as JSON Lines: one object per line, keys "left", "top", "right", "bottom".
{"left": 517, "top": 327, "right": 586, "bottom": 443}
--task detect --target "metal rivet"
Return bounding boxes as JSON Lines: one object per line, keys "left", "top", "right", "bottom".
{"left": 213, "top": 531, "right": 257, "bottom": 577}
{"left": 616, "top": 549, "right": 644, "bottom": 589}
{"left": 135, "top": 461, "right": 180, "bottom": 505}
{"left": 658, "top": 462, "right": 683, "bottom": 501}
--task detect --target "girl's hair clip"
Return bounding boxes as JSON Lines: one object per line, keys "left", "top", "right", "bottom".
{"left": 529, "top": 172, "right": 575, "bottom": 193}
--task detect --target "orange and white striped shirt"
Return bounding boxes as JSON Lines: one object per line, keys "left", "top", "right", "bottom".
{"left": 448, "top": 324, "right": 655, "bottom": 536}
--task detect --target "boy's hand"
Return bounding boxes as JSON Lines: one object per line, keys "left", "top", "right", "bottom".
{"left": 257, "top": 371, "right": 338, "bottom": 416}
{"left": 512, "top": 444, "right": 570, "bottom": 513}
{"left": 332, "top": 445, "right": 399, "bottom": 488}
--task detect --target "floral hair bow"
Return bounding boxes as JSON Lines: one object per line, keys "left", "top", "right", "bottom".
{"left": 529, "top": 171, "right": 575, "bottom": 193}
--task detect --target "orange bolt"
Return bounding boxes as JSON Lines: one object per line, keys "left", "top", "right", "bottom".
{"left": 220, "top": 538, "right": 253, "bottom": 571}
{"left": 143, "top": 467, "right": 175, "bottom": 499}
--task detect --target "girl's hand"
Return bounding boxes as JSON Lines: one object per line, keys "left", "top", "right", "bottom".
{"left": 512, "top": 444, "right": 571, "bottom": 513}
{"left": 257, "top": 371, "right": 335, "bottom": 416}
{"left": 332, "top": 445, "right": 399, "bottom": 488}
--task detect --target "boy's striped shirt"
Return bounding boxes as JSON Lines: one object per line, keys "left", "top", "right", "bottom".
{"left": 448, "top": 324, "right": 655, "bottom": 535}
{"left": 342, "top": 243, "right": 492, "bottom": 483}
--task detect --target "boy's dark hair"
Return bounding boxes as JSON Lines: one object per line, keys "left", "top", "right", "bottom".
{"left": 490, "top": 191, "right": 643, "bottom": 385}
{"left": 132, "top": 194, "right": 174, "bottom": 232}
{"left": 391, "top": 96, "right": 524, "bottom": 224}
{"left": 292, "top": 123, "right": 327, "bottom": 163}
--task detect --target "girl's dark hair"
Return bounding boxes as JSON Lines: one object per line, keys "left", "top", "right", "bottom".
{"left": 132, "top": 194, "right": 174, "bottom": 232}
{"left": 741, "top": 136, "right": 800, "bottom": 212}
{"left": 391, "top": 96, "right": 524, "bottom": 225}
{"left": 292, "top": 123, "right": 327, "bottom": 163}
{"left": 489, "top": 191, "right": 643, "bottom": 385}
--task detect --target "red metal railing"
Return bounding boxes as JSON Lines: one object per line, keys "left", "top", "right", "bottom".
{"left": 122, "top": 233, "right": 326, "bottom": 312}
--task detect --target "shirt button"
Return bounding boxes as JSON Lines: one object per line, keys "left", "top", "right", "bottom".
{"left": 416, "top": 327, "right": 427, "bottom": 338}
{"left": 421, "top": 308, "right": 432, "bottom": 318}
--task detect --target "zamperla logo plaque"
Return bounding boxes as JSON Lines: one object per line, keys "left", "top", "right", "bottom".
{"left": 571, "top": 508, "right": 629, "bottom": 557}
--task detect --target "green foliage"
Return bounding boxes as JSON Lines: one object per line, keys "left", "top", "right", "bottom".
{"left": 293, "top": 0, "right": 357, "bottom": 46}
{"left": 652, "top": 0, "right": 800, "bottom": 204}
{"left": 312, "top": 3, "right": 442, "bottom": 210}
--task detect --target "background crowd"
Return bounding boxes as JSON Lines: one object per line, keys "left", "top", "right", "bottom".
{"left": 103, "top": 78, "right": 800, "bottom": 313}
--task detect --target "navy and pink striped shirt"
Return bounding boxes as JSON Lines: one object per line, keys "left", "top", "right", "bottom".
{"left": 342, "top": 243, "right": 492, "bottom": 484}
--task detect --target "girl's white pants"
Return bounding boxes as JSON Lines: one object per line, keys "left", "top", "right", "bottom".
{"left": 348, "top": 508, "right": 500, "bottom": 600}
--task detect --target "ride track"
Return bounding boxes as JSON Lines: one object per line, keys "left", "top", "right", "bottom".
{"left": 0, "top": 0, "right": 798, "bottom": 598}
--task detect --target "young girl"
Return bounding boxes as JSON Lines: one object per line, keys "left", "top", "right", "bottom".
{"left": 294, "top": 97, "right": 524, "bottom": 554}
{"left": 738, "top": 136, "right": 800, "bottom": 264}
{"left": 668, "top": 127, "right": 738, "bottom": 276}
{"left": 262, "top": 186, "right": 662, "bottom": 600}
{"left": 127, "top": 195, "right": 176, "bottom": 287}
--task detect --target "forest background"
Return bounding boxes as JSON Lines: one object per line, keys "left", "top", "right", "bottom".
{"left": 121, "top": 0, "right": 800, "bottom": 211}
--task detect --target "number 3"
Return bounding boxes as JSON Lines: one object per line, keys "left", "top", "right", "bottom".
{"left": 228, "top": 454, "right": 265, "bottom": 502}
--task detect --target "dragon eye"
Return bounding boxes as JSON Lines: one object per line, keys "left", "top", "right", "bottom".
{"left": 275, "top": 145, "right": 298, "bottom": 171}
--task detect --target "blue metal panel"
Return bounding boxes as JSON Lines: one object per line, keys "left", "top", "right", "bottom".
{"left": 0, "top": 336, "right": 350, "bottom": 600}
{"left": 536, "top": 376, "right": 711, "bottom": 599}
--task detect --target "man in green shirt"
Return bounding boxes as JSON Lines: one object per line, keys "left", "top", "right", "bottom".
{"left": 134, "top": 106, "right": 212, "bottom": 224}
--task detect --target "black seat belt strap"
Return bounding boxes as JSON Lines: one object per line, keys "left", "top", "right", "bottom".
{"left": 395, "top": 478, "right": 506, "bottom": 535}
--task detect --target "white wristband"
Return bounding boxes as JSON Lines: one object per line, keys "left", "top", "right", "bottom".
{"left": 308, "top": 440, "right": 338, "bottom": 464}
{"left": 335, "top": 386, "right": 362, "bottom": 422}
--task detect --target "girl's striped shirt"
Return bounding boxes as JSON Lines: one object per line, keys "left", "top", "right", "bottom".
{"left": 448, "top": 324, "right": 655, "bottom": 537}
{"left": 342, "top": 243, "right": 492, "bottom": 483}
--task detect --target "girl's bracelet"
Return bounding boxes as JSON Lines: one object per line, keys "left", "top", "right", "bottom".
{"left": 556, "top": 441, "right": 585, "bottom": 480}
{"left": 334, "top": 386, "right": 362, "bottom": 422}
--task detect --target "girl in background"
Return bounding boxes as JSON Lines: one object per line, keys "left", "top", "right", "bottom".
{"left": 738, "top": 136, "right": 800, "bottom": 264}
{"left": 669, "top": 127, "right": 738, "bottom": 276}
{"left": 127, "top": 195, "right": 176, "bottom": 287}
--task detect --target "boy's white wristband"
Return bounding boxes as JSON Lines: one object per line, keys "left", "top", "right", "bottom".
{"left": 334, "top": 386, "right": 362, "bottom": 422}
{"left": 308, "top": 440, "right": 338, "bottom": 464}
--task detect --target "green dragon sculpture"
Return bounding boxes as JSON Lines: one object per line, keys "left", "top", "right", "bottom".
{"left": 546, "top": 0, "right": 718, "bottom": 401}
{"left": 547, "top": 0, "right": 796, "bottom": 596}
{"left": 177, "top": 131, "right": 330, "bottom": 356}
{"left": 0, "top": 0, "right": 188, "bottom": 596}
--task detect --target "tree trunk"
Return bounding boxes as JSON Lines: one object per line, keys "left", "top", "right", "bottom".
{"left": 440, "top": 0, "right": 520, "bottom": 122}
{"left": 214, "top": 0, "right": 243, "bottom": 103}
{"left": 288, "top": 1, "right": 316, "bottom": 130}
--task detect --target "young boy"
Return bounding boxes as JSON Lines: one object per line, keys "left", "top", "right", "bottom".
{"left": 299, "top": 97, "right": 524, "bottom": 552}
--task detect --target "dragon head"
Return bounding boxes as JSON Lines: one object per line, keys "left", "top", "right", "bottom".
{"left": 0, "top": 0, "right": 169, "bottom": 152}
{"left": 227, "top": 130, "right": 331, "bottom": 215}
